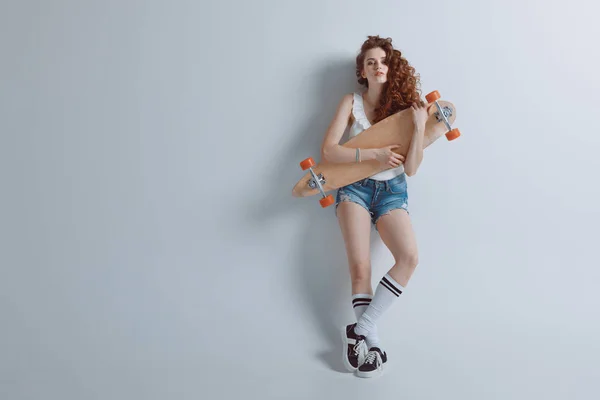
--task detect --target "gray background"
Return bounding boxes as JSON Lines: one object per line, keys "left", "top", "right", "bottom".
{"left": 2, "top": 0, "right": 599, "bottom": 399}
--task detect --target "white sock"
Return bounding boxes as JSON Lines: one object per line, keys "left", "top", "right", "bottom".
{"left": 354, "top": 273, "right": 404, "bottom": 338}
{"left": 352, "top": 294, "right": 381, "bottom": 349}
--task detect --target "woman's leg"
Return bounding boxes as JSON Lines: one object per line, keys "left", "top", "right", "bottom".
{"left": 336, "top": 201, "right": 373, "bottom": 295}
{"left": 353, "top": 208, "right": 418, "bottom": 377}
{"left": 376, "top": 208, "right": 419, "bottom": 287}
{"left": 336, "top": 201, "right": 376, "bottom": 371}
{"left": 337, "top": 200, "right": 383, "bottom": 346}
{"left": 354, "top": 208, "right": 418, "bottom": 335}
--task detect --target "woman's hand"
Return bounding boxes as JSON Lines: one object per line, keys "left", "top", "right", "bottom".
{"left": 411, "top": 100, "right": 428, "bottom": 132}
{"left": 372, "top": 145, "right": 405, "bottom": 168}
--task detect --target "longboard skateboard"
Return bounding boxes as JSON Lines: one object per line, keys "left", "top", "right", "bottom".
{"left": 292, "top": 90, "right": 460, "bottom": 207}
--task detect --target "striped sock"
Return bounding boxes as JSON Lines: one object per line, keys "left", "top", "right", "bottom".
{"left": 354, "top": 273, "right": 404, "bottom": 337}
{"left": 352, "top": 294, "right": 381, "bottom": 349}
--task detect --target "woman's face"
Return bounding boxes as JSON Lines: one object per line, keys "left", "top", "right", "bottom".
{"left": 362, "top": 47, "right": 388, "bottom": 85}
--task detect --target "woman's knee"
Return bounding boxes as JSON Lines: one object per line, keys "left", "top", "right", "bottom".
{"left": 396, "top": 249, "right": 419, "bottom": 269}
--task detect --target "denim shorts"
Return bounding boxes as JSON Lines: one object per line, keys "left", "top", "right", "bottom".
{"left": 335, "top": 173, "right": 409, "bottom": 226}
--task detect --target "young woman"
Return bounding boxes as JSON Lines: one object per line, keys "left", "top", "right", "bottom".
{"left": 320, "top": 35, "right": 428, "bottom": 378}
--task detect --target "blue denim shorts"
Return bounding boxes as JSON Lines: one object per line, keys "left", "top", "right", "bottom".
{"left": 335, "top": 173, "right": 409, "bottom": 226}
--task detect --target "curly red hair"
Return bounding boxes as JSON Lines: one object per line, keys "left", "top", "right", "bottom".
{"left": 356, "top": 35, "right": 422, "bottom": 124}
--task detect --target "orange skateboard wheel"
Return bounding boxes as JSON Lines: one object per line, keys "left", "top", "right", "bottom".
{"left": 320, "top": 194, "right": 335, "bottom": 208}
{"left": 446, "top": 128, "right": 461, "bottom": 141}
{"left": 425, "top": 90, "right": 441, "bottom": 103}
{"left": 300, "top": 157, "right": 315, "bottom": 170}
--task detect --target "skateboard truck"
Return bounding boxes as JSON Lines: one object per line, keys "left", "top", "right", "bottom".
{"left": 299, "top": 158, "right": 335, "bottom": 208}
{"left": 434, "top": 105, "right": 452, "bottom": 126}
{"left": 425, "top": 91, "right": 461, "bottom": 140}
{"left": 308, "top": 173, "right": 326, "bottom": 189}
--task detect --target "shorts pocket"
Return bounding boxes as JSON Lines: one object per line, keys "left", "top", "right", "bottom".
{"left": 386, "top": 180, "right": 407, "bottom": 194}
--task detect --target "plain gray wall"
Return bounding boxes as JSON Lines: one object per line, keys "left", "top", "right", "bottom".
{"left": 2, "top": 0, "right": 599, "bottom": 399}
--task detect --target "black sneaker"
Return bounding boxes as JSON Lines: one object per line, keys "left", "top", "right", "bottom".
{"left": 356, "top": 347, "right": 387, "bottom": 378}
{"left": 341, "top": 323, "right": 368, "bottom": 372}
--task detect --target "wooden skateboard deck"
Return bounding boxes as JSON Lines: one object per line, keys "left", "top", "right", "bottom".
{"left": 292, "top": 91, "right": 460, "bottom": 207}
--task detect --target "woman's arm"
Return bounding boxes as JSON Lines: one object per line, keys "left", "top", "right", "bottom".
{"left": 320, "top": 94, "right": 375, "bottom": 163}
{"left": 403, "top": 101, "right": 428, "bottom": 176}
{"left": 403, "top": 126, "right": 424, "bottom": 176}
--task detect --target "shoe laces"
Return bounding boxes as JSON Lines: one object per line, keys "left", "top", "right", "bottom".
{"left": 364, "top": 350, "right": 381, "bottom": 365}
{"left": 353, "top": 338, "right": 367, "bottom": 357}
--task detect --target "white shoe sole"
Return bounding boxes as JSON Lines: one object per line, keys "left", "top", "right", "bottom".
{"left": 341, "top": 325, "right": 357, "bottom": 372}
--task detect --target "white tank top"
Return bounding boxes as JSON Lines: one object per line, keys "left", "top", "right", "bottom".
{"left": 349, "top": 92, "right": 405, "bottom": 181}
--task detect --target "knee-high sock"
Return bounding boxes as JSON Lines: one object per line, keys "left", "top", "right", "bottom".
{"left": 352, "top": 294, "right": 381, "bottom": 349}
{"left": 354, "top": 273, "right": 404, "bottom": 337}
